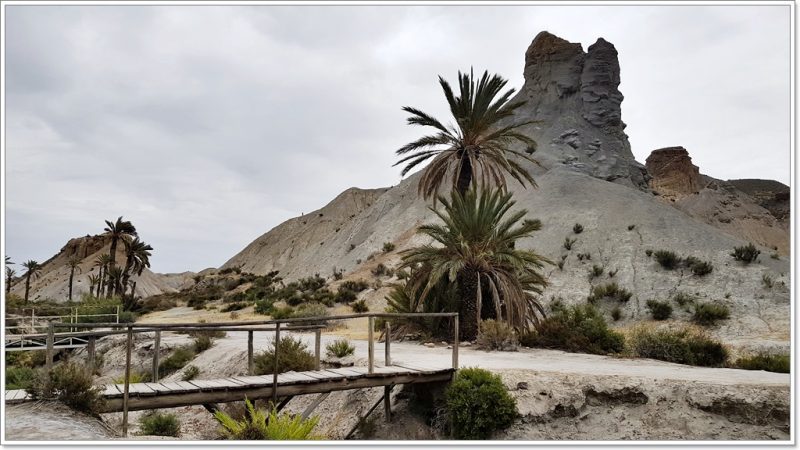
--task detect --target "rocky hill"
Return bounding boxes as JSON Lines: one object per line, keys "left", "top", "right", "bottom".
{"left": 8, "top": 234, "right": 192, "bottom": 302}
{"left": 220, "top": 31, "right": 790, "bottom": 350}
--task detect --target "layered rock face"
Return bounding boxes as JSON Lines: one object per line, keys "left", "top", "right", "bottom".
{"left": 645, "top": 147, "right": 703, "bottom": 200}
{"left": 510, "top": 31, "right": 648, "bottom": 188}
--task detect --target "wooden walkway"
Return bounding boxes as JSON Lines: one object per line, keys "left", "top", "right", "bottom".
{"left": 5, "top": 363, "right": 453, "bottom": 413}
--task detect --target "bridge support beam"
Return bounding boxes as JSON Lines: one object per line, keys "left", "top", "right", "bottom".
{"left": 87, "top": 337, "right": 96, "bottom": 373}
{"left": 45, "top": 323, "right": 54, "bottom": 370}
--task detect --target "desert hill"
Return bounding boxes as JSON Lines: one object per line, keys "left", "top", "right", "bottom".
{"left": 220, "top": 31, "right": 790, "bottom": 349}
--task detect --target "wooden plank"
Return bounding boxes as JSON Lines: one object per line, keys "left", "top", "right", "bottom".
{"left": 302, "top": 370, "right": 345, "bottom": 381}
{"left": 325, "top": 368, "right": 363, "bottom": 378}
{"left": 147, "top": 381, "right": 198, "bottom": 394}
{"left": 279, "top": 372, "right": 320, "bottom": 383}
{"left": 126, "top": 383, "right": 157, "bottom": 395}
{"left": 393, "top": 363, "right": 448, "bottom": 374}
{"left": 186, "top": 379, "right": 228, "bottom": 390}
{"left": 276, "top": 372, "right": 314, "bottom": 384}
{"left": 103, "top": 385, "right": 123, "bottom": 397}
{"left": 230, "top": 376, "right": 273, "bottom": 386}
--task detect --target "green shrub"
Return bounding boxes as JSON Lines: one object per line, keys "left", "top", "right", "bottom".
{"left": 334, "top": 289, "right": 357, "bottom": 304}
{"left": 382, "top": 242, "right": 396, "bottom": 253}
{"left": 139, "top": 411, "right": 181, "bottom": 437}
{"left": 372, "top": 263, "right": 390, "bottom": 277}
{"left": 689, "top": 260, "right": 713, "bottom": 276}
{"left": 762, "top": 274, "right": 774, "bottom": 289}
{"left": 731, "top": 243, "right": 760, "bottom": 264}
{"left": 589, "top": 265, "right": 604, "bottom": 279}
{"left": 326, "top": 339, "right": 355, "bottom": 358}
{"left": 734, "top": 352, "right": 790, "bottom": 373}
{"left": 610, "top": 306, "right": 622, "bottom": 321}
{"left": 476, "top": 320, "right": 518, "bottom": 351}
{"left": 113, "top": 372, "right": 151, "bottom": 384}
{"left": 255, "top": 298, "right": 276, "bottom": 315}
{"left": 221, "top": 302, "right": 247, "bottom": 312}
{"left": 672, "top": 292, "right": 695, "bottom": 308}
{"left": 291, "top": 303, "right": 329, "bottom": 323}
{"left": 646, "top": 299, "right": 673, "bottom": 321}
{"left": 270, "top": 306, "right": 295, "bottom": 320}
{"left": 28, "top": 362, "right": 105, "bottom": 414}
{"left": 520, "top": 304, "right": 624, "bottom": 355}
{"left": 340, "top": 280, "right": 369, "bottom": 292}
{"left": 351, "top": 299, "right": 369, "bottom": 313}
{"left": 158, "top": 346, "right": 195, "bottom": 378}
{"left": 573, "top": 223, "right": 584, "bottom": 234}
{"left": 193, "top": 335, "right": 213, "bottom": 353}
{"left": 182, "top": 365, "right": 200, "bottom": 381}
{"left": 254, "top": 336, "right": 315, "bottom": 375}
{"left": 6, "top": 366, "right": 35, "bottom": 390}
{"left": 692, "top": 303, "right": 730, "bottom": 326}
{"left": 118, "top": 311, "right": 138, "bottom": 323}
{"left": 587, "top": 282, "right": 632, "bottom": 303}
{"left": 628, "top": 325, "right": 728, "bottom": 367}
{"left": 563, "top": 237, "right": 577, "bottom": 250}
{"left": 653, "top": 250, "right": 680, "bottom": 270}
{"left": 215, "top": 398, "right": 321, "bottom": 440}
{"left": 445, "top": 368, "right": 518, "bottom": 439}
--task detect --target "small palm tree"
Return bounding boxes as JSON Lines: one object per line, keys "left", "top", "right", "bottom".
{"left": 21, "top": 260, "right": 43, "bottom": 303}
{"left": 87, "top": 274, "right": 100, "bottom": 298}
{"left": 107, "top": 266, "right": 124, "bottom": 299}
{"left": 5, "top": 255, "right": 13, "bottom": 266}
{"left": 5, "top": 266, "right": 16, "bottom": 294}
{"left": 103, "top": 217, "right": 137, "bottom": 297}
{"left": 400, "top": 188, "right": 549, "bottom": 340}
{"left": 395, "top": 69, "right": 539, "bottom": 200}
{"left": 94, "top": 253, "right": 112, "bottom": 298}
{"left": 66, "top": 256, "right": 83, "bottom": 301}
{"left": 120, "top": 237, "right": 152, "bottom": 296}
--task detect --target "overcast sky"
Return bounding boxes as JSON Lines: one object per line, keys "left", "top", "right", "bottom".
{"left": 3, "top": 4, "right": 791, "bottom": 273}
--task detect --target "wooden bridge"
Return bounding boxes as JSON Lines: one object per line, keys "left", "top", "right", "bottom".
{"left": 4, "top": 312, "right": 459, "bottom": 438}
{"left": 5, "top": 305, "right": 120, "bottom": 351}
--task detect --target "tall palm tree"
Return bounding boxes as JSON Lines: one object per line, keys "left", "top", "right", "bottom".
{"left": 120, "top": 237, "right": 152, "bottom": 296}
{"left": 400, "top": 188, "right": 549, "bottom": 340}
{"left": 107, "top": 266, "right": 124, "bottom": 299}
{"left": 103, "top": 217, "right": 137, "bottom": 297}
{"left": 66, "top": 256, "right": 83, "bottom": 301}
{"left": 87, "top": 274, "right": 100, "bottom": 297}
{"left": 395, "top": 69, "right": 539, "bottom": 200}
{"left": 94, "top": 254, "right": 112, "bottom": 298}
{"left": 5, "top": 267, "right": 16, "bottom": 294}
{"left": 21, "top": 260, "right": 43, "bottom": 303}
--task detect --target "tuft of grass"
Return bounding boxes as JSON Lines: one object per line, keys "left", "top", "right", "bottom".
{"left": 476, "top": 320, "right": 518, "bottom": 352}
{"left": 193, "top": 335, "right": 213, "bottom": 353}
{"left": 382, "top": 242, "right": 396, "bottom": 253}
{"left": 762, "top": 274, "right": 774, "bottom": 289}
{"left": 215, "top": 398, "right": 321, "bottom": 440}
{"left": 351, "top": 299, "right": 369, "bottom": 313}
{"left": 689, "top": 260, "right": 713, "bottom": 276}
{"left": 645, "top": 249, "right": 653, "bottom": 257}
{"left": 731, "top": 243, "right": 760, "bottom": 264}
{"left": 589, "top": 265, "right": 604, "bottom": 279}
{"left": 692, "top": 302, "right": 730, "bottom": 326}
{"left": 628, "top": 325, "right": 728, "bottom": 367}
{"left": 325, "top": 339, "right": 355, "bottom": 358}
{"left": 587, "top": 282, "right": 632, "bottom": 303}
{"left": 573, "top": 223, "right": 584, "bottom": 234}
{"left": 254, "top": 336, "right": 315, "bottom": 375}
{"left": 139, "top": 412, "right": 181, "bottom": 437}
{"left": 734, "top": 352, "right": 789, "bottom": 373}
{"left": 645, "top": 299, "right": 673, "bottom": 321}
{"left": 158, "top": 346, "right": 195, "bottom": 379}
{"left": 563, "top": 237, "right": 577, "bottom": 251}
{"left": 28, "top": 362, "right": 105, "bottom": 414}
{"left": 182, "top": 365, "right": 200, "bottom": 381}
{"left": 611, "top": 306, "right": 622, "bottom": 322}
{"left": 673, "top": 292, "right": 695, "bottom": 308}
{"left": 577, "top": 253, "right": 591, "bottom": 261}
{"left": 653, "top": 250, "right": 680, "bottom": 270}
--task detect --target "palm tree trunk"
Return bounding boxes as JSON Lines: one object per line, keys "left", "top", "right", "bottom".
{"left": 107, "top": 238, "right": 118, "bottom": 298}
{"left": 99, "top": 266, "right": 105, "bottom": 298}
{"left": 457, "top": 268, "right": 480, "bottom": 341}
{"left": 24, "top": 274, "right": 31, "bottom": 303}
{"left": 5, "top": 274, "right": 11, "bottom": 294}
{"left": 455, "top": 157, "right": 474, "bottom": 195}
{"left": 68, "top": 267, "right": 75, "bottom": 301}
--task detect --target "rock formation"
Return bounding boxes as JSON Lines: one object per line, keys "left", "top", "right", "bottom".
{"left": 645, "top": 147, "right": 703, "bottom": 200}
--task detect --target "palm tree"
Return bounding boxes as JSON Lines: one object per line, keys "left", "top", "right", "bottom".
{"left": 94, "top": 254, "right": 112, "bottom": 298}
{"left": 107, "top": 266, "right": 124, "bottom": 299}
{"left": 395, "top": 69, "right": 539, "bottom": 200}
{"left": 21, "top": 260, "right": 43, "bottom": 303}
{"left": 399, "top": 188, "right": 549, "bottom": 340}
{"left": 5, "top": 256, "right": 13, "bottom": 266}
{"left": 66, "top": 256, "right": 83, "bottom": 301}
{"left": 5, "top": 267, "right": 16, "bottom": 294}
{"left": 103, "top": 217, "right": 137, "bottom": 297}
{"left": 87, "top": 274, "right": 100, "bottom": 297}
{"left": 120, "top": 237, "right": 152, "bottom": 296}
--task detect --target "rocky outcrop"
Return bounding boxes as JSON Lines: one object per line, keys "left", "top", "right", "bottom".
{"left": 512, "top": 31, "right": 648, "bottom": 188}
{"left": 728, "top": 179, "right": 790, "bottom": 224}
{"left": 645, "top": 147, "right": 703, "bottom": 200}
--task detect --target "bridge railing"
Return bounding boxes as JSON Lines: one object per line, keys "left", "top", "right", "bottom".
{"left": 49, "top": 312, "right": 459, "bottom": 436}
{"left": 5, "top": 305, "right": 121, "bottom": 334}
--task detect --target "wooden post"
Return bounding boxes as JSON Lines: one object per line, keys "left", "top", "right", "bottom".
{"left": 384, "top": 385, "right": 392, "bottom": 422}
{"left": 46, "top": 322, "right": 54, "bottom": 370}
{"left": 122, "top": 325, "right": 133, "bottom": 437}
{"left": 116, "top": 305, "right": 120, "bottom": 324}
{"left": 152, "top": 330, "right": 161, "bottom": 382}
{"left": 87, "top": 336, "right": 96, "bottom": 373}
{"left": 247, "top": 331, "right": 254, "bottom": 375}
{"left": 314, "top": 328, "right": 321, "bottom": 370}
{"left": 31, "top": 309, "right": 35, "bottom": 330}
{"left": 384, "top": 321, "right": 391, "bottom": 366}
{"left": 368, "top": 316, "right": 375, "bottom": 374}
{"left": 452, "top": 315, "right": 459, "bottom": 370}
{"left": 272, "top": 322, "right": 281, "bottom": 405}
